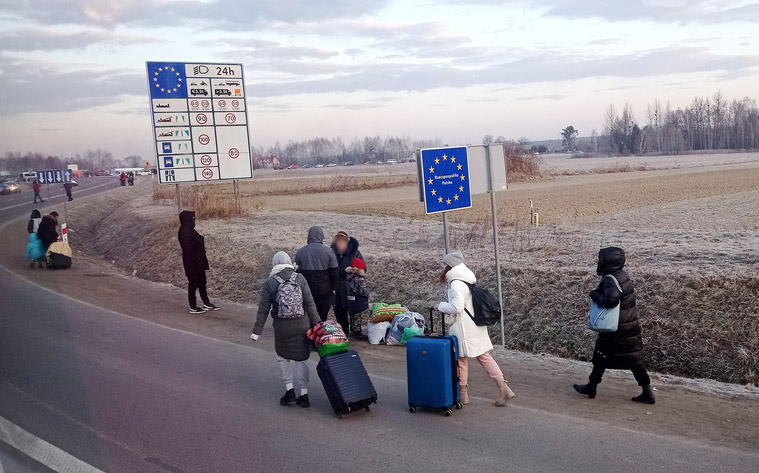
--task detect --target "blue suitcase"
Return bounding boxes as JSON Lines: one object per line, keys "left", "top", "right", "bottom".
{"left": 317, "top": 350, "right": 377, "bottom": 418}
{"left": 406, "top": 335, "right": 463, "bottom": 416}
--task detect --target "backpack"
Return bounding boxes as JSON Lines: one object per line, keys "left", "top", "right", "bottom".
{"left": 273, "top": 273, "right": 305, "bottom": 319}
{"left": 461, "top": 282, "right": 501, "bottom": 327}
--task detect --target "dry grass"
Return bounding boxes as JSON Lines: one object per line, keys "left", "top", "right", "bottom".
{"left": 591, "top": 162, "right": 650, "bottom": 174}
{"left": 503, "top": 141, "right": 543, "bottom": 181}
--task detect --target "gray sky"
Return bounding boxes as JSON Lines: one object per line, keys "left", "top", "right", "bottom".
{"left": 0, "top": 0, "right": 757, "bottom": 158}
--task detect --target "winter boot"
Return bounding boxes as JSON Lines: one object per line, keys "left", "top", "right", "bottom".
{"left": 632, "top": 385, "right": 656, "bottom": 405}
{"left": 494, "top": 379, "right": 515, "bottom": 406}
{"left": 460, "top": 384, "right": 470, "bottom": 405}
{"left": 280, "top": 389, "right": 296, "bottom": 405}
{"left": 573, "top": 383, "right": 597, "bottom": 399}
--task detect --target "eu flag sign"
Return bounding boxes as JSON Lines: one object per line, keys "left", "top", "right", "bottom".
{"left": 147, "top": 62, "right": 187, "bottom": 99}
{"left": 421, "top": 146, "right": 472, "bottom": 214}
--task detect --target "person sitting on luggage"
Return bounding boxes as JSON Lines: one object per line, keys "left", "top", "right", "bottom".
{"left": 345, "top": 257, "right": 369, "bottom": 339}
{"left": 434, "top": 251, "right": 515, "bottom": 407}
{"left": 251, "top": 251, "right": 321, "bottom": 408}
{"left": 573, "top": 247, "right": 655, "bottom": 404}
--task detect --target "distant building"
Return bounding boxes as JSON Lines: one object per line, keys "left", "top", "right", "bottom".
{"left": 254, "top": 156, "right": 280, "bottom": 168}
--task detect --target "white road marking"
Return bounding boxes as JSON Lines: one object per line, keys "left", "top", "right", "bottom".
{"left": 0, "top": 415, "right": 106, "bottom": 473}
{"left": 0, "top": 181, "right": 116, "bottom": 212}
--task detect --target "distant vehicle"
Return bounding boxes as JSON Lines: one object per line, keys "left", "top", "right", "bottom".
{"left": 343, "top": 161, "right": 354, "bottom": 166}
{"left": 20, "top": 172, "right": 37, "bottom": 182}
{"left": 314, "top": 164, "right": 324, "bottom": 168}
{"left": 287, "top": 165, "right": 299, "bottom": 170}
{"left": 409, "top": 158, "right": 416, "bottom": 163}
{"left": 139, "top": 170, "right": 152, "bottom": 175}
{"left": 386, "top": 159, "right": 398, "bottom": 164}
{"left": 1, "top": 181, "right": 21, "bottom": 195}
{"left": 93, "top": 170, "right": 109, "bottom": 176}
{"left": 364, "top": 161, "right": 372, "bottom": 165}
{"left": 326, "top": 163, "right": 337, "bottom": 167}
{"left": 301, "top": 164, "right": 311, "bottom": 169}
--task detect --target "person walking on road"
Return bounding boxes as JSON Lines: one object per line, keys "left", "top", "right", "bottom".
{"left": 434, "top": 251, "right": 515, "bottom": 407}
{"left": 330, "top": 230, "right": 364, "bottom": 337}
{"left": 32, "top": 180, "right": 44, "bottom": 203}
{"left": 573, "top": 247, "right": 655, "bottom": 404}
{"left": 178, "top": 210, "right": 220, "bottom": 314}
{"left": 294, "top": 226, "right": 338, "bottom": 322}
{"left": 63, "top": 182, "right": 73, "bottom": 201}
{"left": 251, "top": 251, "right": 321, "bottom": 408}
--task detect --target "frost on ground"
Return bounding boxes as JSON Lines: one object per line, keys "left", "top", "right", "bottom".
{"left": 69, "top": 163, "right": 759, "bottom": 386}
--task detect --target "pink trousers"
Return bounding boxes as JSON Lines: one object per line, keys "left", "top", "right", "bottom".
{"left": 458, "top": 352, "right": 504, "bottom": 386}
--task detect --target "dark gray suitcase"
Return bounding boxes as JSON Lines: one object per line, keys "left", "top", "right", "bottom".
{"left": 316, "top": 350, "right": 377, "bottom": 418}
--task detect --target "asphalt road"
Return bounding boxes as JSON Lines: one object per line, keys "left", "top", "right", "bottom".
{"left": 1, "top": 266, "right": 758, "bottom": 473}
{"left": 0, "top": 176, "right": 124, "bottom": 223}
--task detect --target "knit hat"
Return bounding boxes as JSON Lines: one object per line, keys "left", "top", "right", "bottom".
{"left": 271, "top": 251, "right": 292, "bottom": 266}
{"left": 351, "top": 257, "right": 365, "bottom": 270}
{"left": 335, "top": 230, "right": 350, "bottom": 242}
{"left": 442, "top": 251, "right": 464, "bottom": 268}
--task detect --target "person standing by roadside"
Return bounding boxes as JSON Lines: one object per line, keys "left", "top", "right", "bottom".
{"left": 119, "top": 172, "right": 127, "bottom": 186}
{"left": 27, "top": 209, "right": 42, "bottom": 234}
{"left": 434, "top": 251, "right": 515, "bottom": 407}
{"left": 63, "top": 181, "right": 73, "bottom": 201}
{"left": 26, "top": 209, "right": 44, "bottom": 269}
{"left": 330, "top": 230, "right": 364, "bottom": 336}
{"left": 37, "top": 215, "right": 58, "bottom": 254}
{"left": 573, "top": 247, "right": 655, "bottom": 404}
{"left": 178, "top": 210, "right": 220, "bottom": 314}
{"left": 251, "top": 251, "right": 321, "bottom": 408}
{"left": 295, "top": 226, "right": 338, "bottom": 322}
{"left": 32, "top": 180, "right": 44, "bottom": 203}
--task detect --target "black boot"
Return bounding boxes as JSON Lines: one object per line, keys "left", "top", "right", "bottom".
{"left": 632, "top": 385, "right": 656, "bottom": 404}
{"left": 279, "top": 389, "right": 296, "bottom": 405}
{"left": 296, "top": 394, "right": 310, "bottom": 408}
{"left": 573, "top": 383, "right": 597, "bottom": 399}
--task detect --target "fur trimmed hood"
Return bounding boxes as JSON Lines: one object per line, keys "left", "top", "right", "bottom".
{"left": 346, "top": 266, "right": 365, "bottom": 276}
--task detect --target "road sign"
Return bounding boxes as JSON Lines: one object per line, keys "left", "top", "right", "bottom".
{"left": 36, "top": 169, "right": 72, "bottom": 184}
{"left": 146, "top": 61, "right": 253, "bottom": 184}
{"left": 420, "top": 146, "right": 472, "bottom": 214}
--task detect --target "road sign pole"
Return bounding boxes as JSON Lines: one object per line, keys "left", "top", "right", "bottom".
{"left": 46, "top": 182, "right": 52, "bottom": 213}
{"left": 485, "top": 145, "right": 506, "bottom": 346}
{"left": 176, "top": 183, "right": 182, "bottom": 213}
{"left": 442, "top": 212, "right": 451, "bottom": 255}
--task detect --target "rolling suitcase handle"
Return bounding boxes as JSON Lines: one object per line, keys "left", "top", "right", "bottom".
{"left": 429, "top": 308, "right": 446, "bottom": 336}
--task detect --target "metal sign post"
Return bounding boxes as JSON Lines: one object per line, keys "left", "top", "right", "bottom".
{"left": 176, "top": 183, "right": 182, "bottom": 212}
{"left": 485, "top": 145, "right": 506, "bottom": 346}
{"left": 442, "top": 212, "right": 451, "bottom": 254}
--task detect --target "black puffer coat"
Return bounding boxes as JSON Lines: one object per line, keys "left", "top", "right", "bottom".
{"left": 590, "top": 247, "right": 644, "bottom": 369}
{"left": 331, "top": 236, "right": 363, "bottom": 306}
{"left": 178, "top": 211, "right": 209, "bottom": 276}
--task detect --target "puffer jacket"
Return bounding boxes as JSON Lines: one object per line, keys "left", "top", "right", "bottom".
{"left": 590, "top": 247, "right": 644, "bottom": 369}
{"left": 294, "top": 226, "right": 339, "bottom": 295}
{"left": 438, "top": 263, "right": 493, "bottom": 358}
{"left": 331, "top": 236, "right": 363, "bottom": 306}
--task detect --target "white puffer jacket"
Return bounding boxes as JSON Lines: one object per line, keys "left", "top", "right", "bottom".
{"left": 438, "top": 263, "right": 493, "bottom": 358}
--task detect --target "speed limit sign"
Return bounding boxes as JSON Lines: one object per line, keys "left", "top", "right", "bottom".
{"left": 201, "top": 168, "right": 214, "bottom": 180}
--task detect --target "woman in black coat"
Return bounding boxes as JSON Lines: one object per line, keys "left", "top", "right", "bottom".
{"left": 330, "top": 231, "right": 363, "bottom": 337}
{"left": 573, "top": 247, "right": 655, "bottom": 404}
{"left": 178, "top": 210, "right": 219, "bottom": 313}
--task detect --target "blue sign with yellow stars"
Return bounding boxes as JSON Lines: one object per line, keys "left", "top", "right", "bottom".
{"left": 147, "top": 62, "right": 187, "bottom": 99}
{"left": 421, "top": 146, "right": 472, "bottom": 214}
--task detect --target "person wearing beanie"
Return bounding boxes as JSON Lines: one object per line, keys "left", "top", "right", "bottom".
{"left": 345, "top": 257, "right": 370, "bottom": 337}
{"left": 434, "top": 251, "right": 515, "bottom": 407}
{"left": 252, "top": 251, "right": 321, "bottom": 408}
{"left": 330, "top": 230, "right": 364, "bottom": 337}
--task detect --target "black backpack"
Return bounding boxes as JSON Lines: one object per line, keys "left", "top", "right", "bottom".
{"left": 462, "top": 282, "right": 501, "bottom": 327}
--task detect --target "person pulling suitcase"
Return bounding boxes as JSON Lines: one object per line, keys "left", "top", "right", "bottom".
{"left": 433, "top": 251, "right": 515, "bottom": 406}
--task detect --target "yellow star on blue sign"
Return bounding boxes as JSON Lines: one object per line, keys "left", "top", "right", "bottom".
{"left": 420, "top": 146, "right": 471, "bottom": 214}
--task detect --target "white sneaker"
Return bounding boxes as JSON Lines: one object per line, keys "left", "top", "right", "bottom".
{"left": 189, "top": 307, "right": 207, "bottom": 314}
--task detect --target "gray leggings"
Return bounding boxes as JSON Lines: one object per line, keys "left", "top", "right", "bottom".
{"left": 277, "top": 355, "right": 309, "bottom": 393}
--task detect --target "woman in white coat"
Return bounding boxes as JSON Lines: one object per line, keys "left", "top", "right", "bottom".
{"left": 434, "top": 251, "right": 515, "bottom": 406}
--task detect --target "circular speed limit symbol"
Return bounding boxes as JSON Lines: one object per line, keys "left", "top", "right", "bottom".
{"left": 200, "top": 154, "right": 212, "bottom": 166}
{"left": 228, "top": 148, "right": 239, "bottom": 159}
{"left": 195, "top": 113, "right": 207, "bottom": 125}
{"left": 198, "top": 134, "right": 210, "bottom": 146}
{"left": 201, "top": 168, "right": 214, "bottom": 180}
{"left": 190, "top": 100, "right": 199, "bottom": 108}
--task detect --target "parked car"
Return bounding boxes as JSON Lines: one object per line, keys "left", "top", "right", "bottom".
{"left": 20, "top": 172, "right": 37, "bottom": 182}
{"left": 326, "top": 163, "right": 337, "bottom": 167}
{"left": 139, "top": 170, "right": 152, "bottom": 175}
{"left": 301, "top": 164, "right": 311, "bottom": 169}
{"left": 286, "top": 165, "right": 299, "bottom": 170}
{"left": 1, "top": 181, "right": 21, "bottom": 195}
{"left": 343, "top": 161, "right": 354, "bottom": 166}
{"left": 386, "top": 159, "right": 398, "bottom": 164}
{"left": 409, "top": 158, "right": 416, "bottom": 163}
{"left": 314, "top": 164, "right": 325, "bottom": 168}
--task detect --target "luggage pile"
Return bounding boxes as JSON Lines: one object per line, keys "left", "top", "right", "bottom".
{"left": 46, "top": 241, "right": 72, "bottom": 269}
{"left": 366, "top": 303, "right": 426, "bottom": 345}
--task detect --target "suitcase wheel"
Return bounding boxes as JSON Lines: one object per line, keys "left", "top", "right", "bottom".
{"left": 443, "top": 409, "right": 452, "bottom": 417}
{"left": 409, "top": 405, "right": 417, "bottom": 414}
{"left": 456, "top": 402, "right": 463, "bottom": 410}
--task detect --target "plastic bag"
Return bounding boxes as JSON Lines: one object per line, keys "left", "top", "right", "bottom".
{"left": 367, "top": 321, "right": 391, "bottom": 345}
{"left": 306, "top": 320, "right": 349, "bottom": 348}
{"left": 317, "top": 342, "right": 349, "bottom": 357}
{"left": 386, "top": 312, "right": 426, "bottom": 345}
{"left": 400, "top": 326, "right": 422, "bottom": 344}
{"left": 370, "top": 303, "right": 408, "bottom": 323}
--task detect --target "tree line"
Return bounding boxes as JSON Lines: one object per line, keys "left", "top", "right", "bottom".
{"left": 0, "top": 149, "right": 145, "bottom": 174}
{"left": 598, "top": 92, "right": 759, "bottom": 155}
{"left": 253, "top": 135, "right": 444, "bottom": 166}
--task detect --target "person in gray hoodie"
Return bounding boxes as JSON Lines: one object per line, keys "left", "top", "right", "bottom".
{"left": 251, "top": 251, "right": 320, "bottom": 408}
{"left": 294, "top": 226, "right": 339, "bottom": 321}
